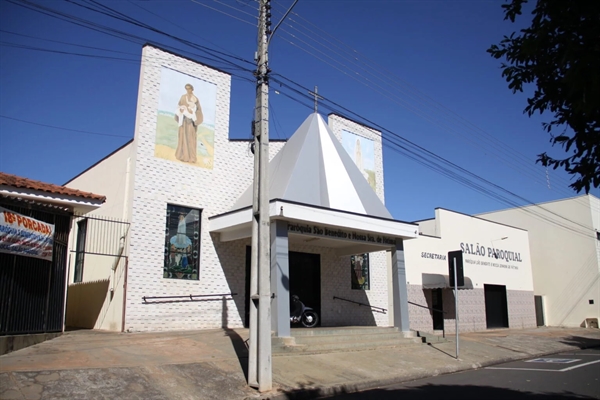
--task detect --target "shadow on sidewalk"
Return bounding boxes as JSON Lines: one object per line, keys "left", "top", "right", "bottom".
{"left": 222, "top": 295, "right": 249, "bottom": 381}
{"left": 560, "top": 336, "right": 600, "bottom": 349}
{"left": 281, "top": 384, "right": 592, "bottom": 400}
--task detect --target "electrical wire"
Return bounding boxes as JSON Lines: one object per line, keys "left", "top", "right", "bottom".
{"left": 189, "top": 0, "right": 256, "bottom": 26}
{"left": 270, "top": 75, "right": 597, "bottom": 238}
{"left": 4, "top": 0, "right": 596, "bottom": 237}
{"left": 270, "top": 3, "right": 586, "bottom": 198}
{"left": 7, "top": 0, "right": 256, "bottom": 72}
{"left": 0, "top": 116, "right": 131, "bottom": 138}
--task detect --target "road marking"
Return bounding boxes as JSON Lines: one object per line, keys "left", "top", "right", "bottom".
{"left": 486, "top": 367, "right": 560, "bottom": 372}
{"left": 486, "top": 359, "right": 600, "bottom": 372}
{"left": 559, "top": 359, "right": 600, "bottom": 372}
{"left": 525, "top": 358, "right": 580, "bottom": 364}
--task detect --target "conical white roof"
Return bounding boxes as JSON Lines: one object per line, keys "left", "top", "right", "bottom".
{"left": 232, "top": 113, "right": 393, "bottom": 219}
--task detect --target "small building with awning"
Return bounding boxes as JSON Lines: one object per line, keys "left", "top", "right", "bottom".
{"left": 0, "top": 172, "right": 105, "bottom": 354}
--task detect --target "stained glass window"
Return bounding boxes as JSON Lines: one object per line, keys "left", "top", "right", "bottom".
{"left": 163, "top": 204, "right": 201, "bottom": 280}
{"left": 351, "top": 253, "right": 369, "bottom": 290}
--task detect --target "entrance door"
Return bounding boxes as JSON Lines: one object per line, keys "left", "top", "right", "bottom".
{"left": 244, "top": 248, "right": 322, "bottom": 327}
{"left": 289, "top": 251, "right": 321, "bottom": 326}
{"left": 534, "top": 295, "right": 545, "bottom": 326}
{"left": 484, "top": 284, "right": 509, "bottom": 328}
{"left": 431, "top": 288, "right": 444, "bottom": 330}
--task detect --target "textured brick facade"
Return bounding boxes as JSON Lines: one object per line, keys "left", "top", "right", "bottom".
{"left": 124, "top": 46, "right": 283, "bottom": 332}
{"left": 507, "top": 289, "right": 537, "bottom": 329}
{"left": 407, "top": 284, "right": 536, "bottom": 333}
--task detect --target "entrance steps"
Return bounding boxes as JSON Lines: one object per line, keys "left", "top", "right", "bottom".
{"left": 416, "top": 330, "right": 449, "bottom": 344}
{"left": 272, "top": 326, "right": 423, "bottom": 354}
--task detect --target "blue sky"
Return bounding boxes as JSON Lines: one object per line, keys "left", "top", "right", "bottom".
{"left": 1, "top": 0, "right": 597, "bottom": 222}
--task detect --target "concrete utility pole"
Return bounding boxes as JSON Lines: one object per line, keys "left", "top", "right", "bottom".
{"left": 249, "top": 0, "right": 272, "bottom": 392}
{"left": 249, "top": 0, "right": 298, "bottom": 391}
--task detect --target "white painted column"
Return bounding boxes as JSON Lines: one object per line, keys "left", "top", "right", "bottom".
{"left": 391, "top": 239, "right": 410, "bottom": 332}
{"left": 270, "top": 220, "right": 290, "bottom": 337}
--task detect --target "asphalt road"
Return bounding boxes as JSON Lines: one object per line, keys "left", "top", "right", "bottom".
{"left": 322, "top": 348, "right": 600, "bottom": 400}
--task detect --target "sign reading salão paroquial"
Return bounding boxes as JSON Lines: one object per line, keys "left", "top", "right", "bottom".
{"left": 0, "top": 206, "right": 54, "bottom": 261}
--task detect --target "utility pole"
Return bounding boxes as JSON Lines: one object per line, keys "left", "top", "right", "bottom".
{"left": 249, "top": 0, "right": 272, "bottom": 392}
{"left": 249, "top": 0, "right": 298, "bottom": 392}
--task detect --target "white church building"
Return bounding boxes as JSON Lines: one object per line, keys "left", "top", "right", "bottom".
{"left": 63, "top": 44, "right": 538, "bottom": 336}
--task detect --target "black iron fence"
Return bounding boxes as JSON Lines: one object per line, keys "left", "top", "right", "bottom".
{"left": 71, "top": 214, "right": 130, "bottom": 258}
{"left": 0, "top": 199, "right": 71, "bottom": 335}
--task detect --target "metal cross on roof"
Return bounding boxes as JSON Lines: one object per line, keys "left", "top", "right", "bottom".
{"left": 308, "top": 86, "right": 324, "bottom": 113}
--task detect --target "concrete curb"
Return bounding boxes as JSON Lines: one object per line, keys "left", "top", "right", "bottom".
{"left": 245, "top": 343, "right": 600, "bottom": 400}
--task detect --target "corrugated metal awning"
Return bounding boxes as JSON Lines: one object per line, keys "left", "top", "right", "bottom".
{"left": 422, "top": 273, "right": 473, "bottom": 290}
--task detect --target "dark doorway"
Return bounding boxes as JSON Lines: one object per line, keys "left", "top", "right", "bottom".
{"left": 244, "top": 248, "right": 321, "bottom": 327}
{"left": 534, "top": 295, "right": 545, "bottom": 327}
{"left": 431, "top": 288, "right": 444, "bottom": 330}
{"left": 484, "top": 284, "right": 509, "bottom": 329}
{"left": 289, "top": 251, "right": 321, "bottom": 327}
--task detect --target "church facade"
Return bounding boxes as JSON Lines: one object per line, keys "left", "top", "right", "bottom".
{"left": 63, "top": 45, "right": 536, "bottom": 335}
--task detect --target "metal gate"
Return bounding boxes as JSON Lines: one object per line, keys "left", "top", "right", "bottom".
{"left": 0, "top": 200, "right": 71, "bottom": 335}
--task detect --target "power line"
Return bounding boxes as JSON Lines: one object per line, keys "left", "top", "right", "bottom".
{"left": 269, "top": 7, "right": 600, "bottom": 219}
{"left": 7, "top": 0, "right": 256, "bottom": 71}
{"left": 5, "top": 0, "right": 596, "bottom": 236}
{"left": 270, "top": 3, "right": 583, "bottom": 197}
{"left": 270, "top": 76, "right": 596, "bottom": 238}
{"left": 0, "top": 116, "right": 131, "bottom": 139}
{"left": 189, "top": 0, "right": 256, "bottom": 26}
{"left": 126, "top": 0, "right": 249, "bottom": 61}
{"left": 0, "top": 39, "right": 256, "bottom": 79}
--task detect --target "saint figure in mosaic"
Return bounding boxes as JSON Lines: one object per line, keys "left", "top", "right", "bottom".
{"left": 174, "top": 84, "right": 203, "bottom": 163}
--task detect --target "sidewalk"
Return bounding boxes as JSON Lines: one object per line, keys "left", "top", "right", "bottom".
{"left": 1, "top": 326, "right": 599, "bottom": 400}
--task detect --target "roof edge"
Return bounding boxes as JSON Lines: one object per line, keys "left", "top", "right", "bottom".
{"left": 64, "top": 139, "right": 133, "bottom": 185}
{"left": 211, "top": 198, "right": 417, "bottom": 226}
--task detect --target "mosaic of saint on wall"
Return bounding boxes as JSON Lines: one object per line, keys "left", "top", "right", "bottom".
{"left": 341, "top": 130, "right": 377, "bottom": 191}
{"left": 155, "top": 67, "right": 217, "bottom": 169}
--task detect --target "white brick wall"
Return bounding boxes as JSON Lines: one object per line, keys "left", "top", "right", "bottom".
{"left": 125, "top": 46, "right": 283, "bottom": 332}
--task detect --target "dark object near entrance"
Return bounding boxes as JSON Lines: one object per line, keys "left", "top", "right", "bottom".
{"left": 290, "top": 295, "right": 319, "bottom": 328}
{"left": 448, "top": 250, "right": 464, "bottom": 287}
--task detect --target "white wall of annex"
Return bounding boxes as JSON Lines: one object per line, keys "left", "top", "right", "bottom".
{"left": 415, "top": 218, "right": 438, "bottom": 237}
{"left": 63, "top": 141, "right": 134, "bottom": 331}
{"left": 65, "top": 142, "right": 134, "bottom": 221}
{"left": 405, "top": 209, "right": 534, "bottom": 292}
{"left": 479, "top": 195, "right": 600, "bottom": 327}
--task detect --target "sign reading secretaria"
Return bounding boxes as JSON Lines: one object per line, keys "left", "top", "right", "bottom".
{"left": 0, "top": 206, "right": 54, "bottom": 261}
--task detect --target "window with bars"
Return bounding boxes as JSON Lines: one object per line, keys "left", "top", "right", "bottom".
{"left": 74, "top": 218, "right": 87, "bottom": 283}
